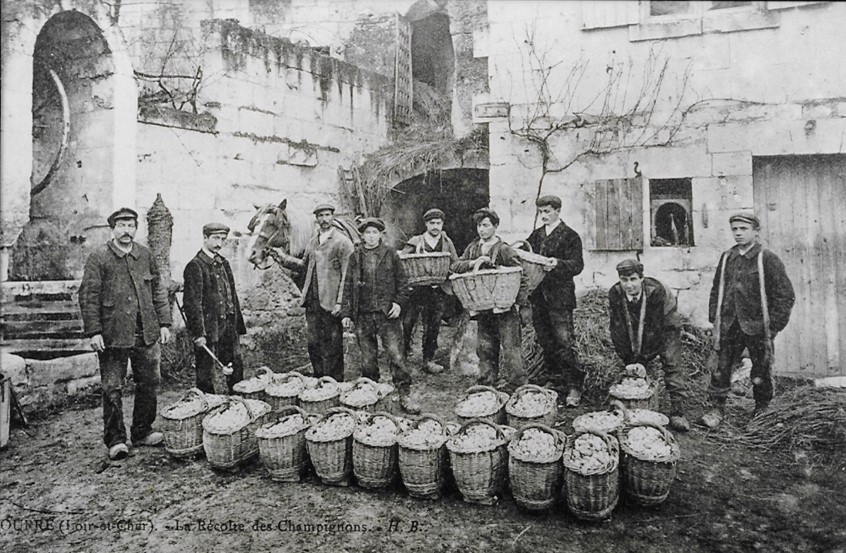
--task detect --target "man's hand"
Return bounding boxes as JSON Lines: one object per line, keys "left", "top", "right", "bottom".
{"left": 160, "top": 327, "right": 171, "bottom": 345}
{"left": 388, "top": 302, "right": 402, "bottom": 319}
{"left": 624, "top": 363, "right": 647, "bottom": 378}
{"left": 542, "top": 258, "right": 558, "bottom": 273}
{"left": 518, "top": 305, "right": 532, "bottom": 326}
{"left": 194, "top": 336, "right": 207, "bottom": 349}
{"left": 342, "top": 317, "right": 354, "bottom": 332}
{"left": 331, "top": 302, "right": 342, "bottom": 317}
{"left": 477, "top": 255, "right": 494, "bottom": 268}
{"left": 90, "top": 334, "right": 105, "bottom": 352}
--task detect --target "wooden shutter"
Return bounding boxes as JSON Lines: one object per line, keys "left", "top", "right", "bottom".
{"left": 594, "top": 177, "right": 644, "bottom": 250}
{"left": 393, "top": 14, "right": 412, "bottom": 128}
{"left": 582, "top": 1, "right": 640, "bottom": 29}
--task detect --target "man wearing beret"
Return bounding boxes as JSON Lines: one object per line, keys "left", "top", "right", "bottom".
{"left": 342, "top": 218, "right": 419, "bottom": 413}
{"left": 401, "top": 208, "right": 458, "bottom": 375}
{"left": 525, "top": 195, "right": 585, "bottom": 407}
{"left": 609, "top": 259, "right": 690, "bottom": 431}
{"left": 79, "top": 208, "right": 172, "bottom": 460}
{"left": 452, "top": 208, "right": 530, "bottom": 393}
{"left": 700, "top": 212, "right": 795, "bottom": 429}
{"left": 183, "top": 223, "right": 246, "bottom": 394}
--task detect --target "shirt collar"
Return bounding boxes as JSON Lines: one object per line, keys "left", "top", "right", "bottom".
{"left": 479, "top": 235, "right": 499, "bottom": 247}
{"left": 423, "top": 232, "right": 441, "bottom": 247}
{"left": 544, "top": 220, "right": 561, "bottom": 234}
{"left": 108, "top": 240, "right": 138, "bottom": 259}
{"left": 731, "top": 242, "right": 761, "bottom": 259}
{"left": 201, "top": 247, "right": 218, "bottom": 260}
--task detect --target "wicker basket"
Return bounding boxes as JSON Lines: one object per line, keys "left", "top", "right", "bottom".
{"left": 608, "top": 376, "right": 663, "bottom": 410}
{"left": 446, "top": 419, "right": 510, "bottom": 505}
{"left": 297, "top": 376, "right": 341, "bottom": 417}
{"left": 510, "top": 240, "right": 553, "bottom": 296}
{"left": 305, "top": 407, "right": 357, "bottom": 486}
{"left": 161, "top": 388, "right": 226, "bottom": 458}
{"left": 400, "top": 250, "right": 452, "bottom": 287}
{"left": 397, "top": 413, "right": 451, "bottom": 499}
{"left": 352, "top": 411, "right": 401, "bottom": 489}
{"left": 202, "top": 396, "right": 271, "bottom": 470}
{"left": 619, "top": 422, "right": 680, "bottom": 506}
{"left": 571, "top": 401, "right": 627, "bottom": 435}
{"left": 454, "top": 385, "right": 509, "bottom": 425}
{"left": 561, "top": 430, "right": 620, "bottom": 521}
{"left": 507, "top": 423, "right": 565, "bottom": 510}
{"left": 449, "top": 258, "right": 522, "bottom": 313}
{"left": 505, "top": 384, "right": 558, "bottom": 429}
{"left": 232, "top": 366, "right": 274, "bottom": 402}
{"left": 340, "top": 377, "right": 392, "bottom": 413}
{"left": 263, "top": 371, "right": 314, "bottom": 412}
{"left": 255, "top": 405, "right": 316, "bottom": 482}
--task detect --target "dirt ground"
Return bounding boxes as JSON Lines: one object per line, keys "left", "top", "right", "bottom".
{"left": 2, "top": 338, "right": 845, "bottom": 553}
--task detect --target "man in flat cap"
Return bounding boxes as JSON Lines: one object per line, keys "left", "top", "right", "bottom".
{"left": 183, "top": 222, "right": 246, "bottom": 394}
{"left": 342, "top": 218, "right": 419, "bottom": 413}
{"left": 79, "top": 207, "right": 172, "bottom": 460}
{"left": 401, "top": 208, "right": 459, "bottom": 374}
{"left": 274, "top": 203, "right": 354, "bottom": 381}
{"left": 608, "top": 259, "right": 690, "bottom": 431}
{"left": 700, "top": 212, "right": 795, "bottom": 429}
{"left": 525, "top": 194, "right": 585, "bottom": 407}
{"left": 451, "top": 208, "right": 530, "bottom": 393}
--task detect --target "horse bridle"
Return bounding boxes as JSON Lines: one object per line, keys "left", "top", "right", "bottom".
{"left": 251, "top": 207, "right": 288, "bottom": 270}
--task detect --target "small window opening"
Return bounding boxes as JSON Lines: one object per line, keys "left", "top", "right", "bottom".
{"left": 650, "top": 178, "right": 694, "bottom": 247}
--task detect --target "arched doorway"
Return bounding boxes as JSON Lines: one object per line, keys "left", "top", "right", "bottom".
{"left": 10, "top": 11, "right": 119, "bottom": 280}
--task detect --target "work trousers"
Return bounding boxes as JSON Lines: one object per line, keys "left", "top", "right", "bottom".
{"left": 637, "top": 327, "right": 686, "bottom": 413}
{"left": 708, "top": 321, "right": 774, "bottom": 405}
{"left": 305, "top": 301, "right": 345, "bottom": 382}
{"left": 532, "top": 301, "right": 585, "bottom": 391}
{"left": 402, "top": 286, "right": 446, "bottom": 362}
{"left": 476, "top": 307, "right": 527, "bottom": 394}
{"left": 356, "top": 311, "right": 412, "bottom": 394}
{"left": 99, "top": 336, "right": 161, "bottom": 448}
{"left": 195, "top": 317, "right": 243, "bottom": 394}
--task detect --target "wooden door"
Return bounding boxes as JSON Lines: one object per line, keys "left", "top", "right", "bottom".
{"left": 753, "top": 155, "right": 846, "bottom": 378}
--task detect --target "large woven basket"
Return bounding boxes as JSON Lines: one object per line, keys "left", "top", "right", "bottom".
{"left": 454, "top": 385, "right": 509, "bottom": 425}
{"left": 561, "top": 430, "right": 620, "bottom": 521}
{"left": 510, "top": 240, "right": 553, "bottom": 296}
{"left": 255, "top": 405, "right": 316, "bottom": 482}
{"left": 399, "top": 250, "right": 452, "bottom": 287}
{"left": 305, "top": 407, "right": 357, "bottom": 486}
{"left": 352, "top": 411, "right": 400, "bottom": 489}
{"left": 446, "top": 419, "right": 510, "bottom": 505}
{"left": 297, "top": 376, "right": 341, "bottom": 417}
{"left": 619, "top": 422, "right": 680, "bottom": 506}
{"left": 609, "top": 376, "right": 663, "bottom": 411}
{"left": 397, "top": 413, "right": 451, "bottom": 499}
{"left": 340, "top": 377, "right": 392, "bottom": 413}
{"left": 202, "top": 396, "right": 271, "bottom": 470}
{"left": 507, "top": 423, "right": 565, "bottom": 511}
{"left": 161, "top": 388, "right": 227, "bottom": 458}
{"left": 449, "top": 258, "right": 522, "bottom": 313}
{"left": 232, "top": 366, "right": 274, "bottom": 402}
{"left": 505, "top": 384, "right": 558, "bottom": 429}
{"left": 264, "top": 371, "right": 314, "bottom": 412}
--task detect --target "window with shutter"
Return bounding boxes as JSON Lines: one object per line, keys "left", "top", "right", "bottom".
{"left": 593, "top": 177, "right": 644, "bottom": 251}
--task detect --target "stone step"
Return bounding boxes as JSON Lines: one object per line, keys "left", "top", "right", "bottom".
{"left": 2, "top": 319, "right": 85, "bottom": 339}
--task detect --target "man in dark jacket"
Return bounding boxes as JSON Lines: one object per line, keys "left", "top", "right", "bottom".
{"left": 183, "top": 222, "right": 247, "bottom": 394}
{"left": 79, "top": 208, "right": 172, "bottom": 460}
{"left": 452, "top": 208, "right": 530, "bottom": 394}
{"left": 342, "top": 218, "right": 419, "bottom": 414}
{"left": 401, "top": 208, "right": 459, "bottom": 374}
{"left": 525, "top": 195, "right": 585, "bottom": 407}
{"left": 609, "top": 259, "right": 689, "bottom": 431}
{"left": 700, "top": 212, "right": 795, "bottom": 429}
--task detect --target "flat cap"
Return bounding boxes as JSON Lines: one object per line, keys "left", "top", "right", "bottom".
{"left": 423, "top": 208, "right": 445, "bottom": 222}
{"left": 313, "top": 203, "right": 336, "bottom": 215}
{"left": 729, "top": 211, "right": 760, "bottom": 228}
{"left": 203, "top": 222, "right": 230, "bottom": 236}
{"left": 536, "top": 195, "right": 562, "bottom": 210}
{"left": 616, "top": 258, "right": 644, "bottom": 276}
{"left": 357, "top": 217, "right": 385, "bottom": 232}
{"left": 107, "top": 207, "right": 138, "bottom": 227}
{"left": 473, "top": 208, "right": 500, "bottom": 226}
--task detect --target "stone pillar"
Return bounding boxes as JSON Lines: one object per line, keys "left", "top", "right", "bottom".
{"left": 146, "top": 193, "right": 173, "bottom": 297}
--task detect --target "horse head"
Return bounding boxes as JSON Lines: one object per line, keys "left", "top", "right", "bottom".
{"left": 246, "top": 199, "right": 291, "bottom": 269}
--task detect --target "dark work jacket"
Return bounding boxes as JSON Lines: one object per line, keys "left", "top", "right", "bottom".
{"left": 526, "top": 222, "right": 584, "bottom": 310}
{"left": 183, "top": 250, "right": 246, "bottom": 342}
{"left": 609, "top": 277, "right": 681, "bottom": 364}
{"left": 708, "top": 243, "right": 795, "bottom": 336}
{"left": 451, "top": 237, "right": 530, "bottom": 307}
{"left": 79, "top": 241, "right": 172, "bottom": 347}
{"left": 342, "top": 242, "right": 410, "bottom": 320}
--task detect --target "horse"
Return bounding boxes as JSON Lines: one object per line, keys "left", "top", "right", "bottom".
{"left": 245, "top": 199, "right": 362, "bottom": 270}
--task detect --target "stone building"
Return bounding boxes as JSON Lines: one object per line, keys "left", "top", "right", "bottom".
{"left": 480, "top": 1, "right": 845, "bottom": 378}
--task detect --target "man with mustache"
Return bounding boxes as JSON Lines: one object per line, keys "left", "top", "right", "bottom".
{"left": 79, "top": 208, "right": 172, "bottom": 461}
{"left": 182, "top": 222, "right": 246, "bottom": 394}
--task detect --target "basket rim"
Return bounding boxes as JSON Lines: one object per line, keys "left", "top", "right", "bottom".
{"left": 609, "top": 377, "right": 657, "bottom": 400}
{"left": 455, "top": 386, "right": 509, "bottom": 419}
{"left": 561, "top": 430, "right": 620, "bottom": 475}
{"left": 507, "top": 423, "right": 565, "bottom": 463}
{"left": 505, "top": 385, "right": 557, "bottom": 417}
{"left": 619, "top": 423, "right": 681, "bottom": 462}
{"left": 445, "top": 418, "right": 508, "bottom": 454}
{"left": 353, "top": 411, "right": 400, "bottom": 447}
{"left": 399, "top": 251, "right": 452, "bottom": 259}
{"left": 449, "top": 266, "right": 523, "bottom": 280}
{"left": 304, "top": 407, "right": 357, "bottom": 443}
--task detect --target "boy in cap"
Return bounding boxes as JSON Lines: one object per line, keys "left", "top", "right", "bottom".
{"left": 183, "top": 222, "right": 246, "bottom": 394}
{"left": 609, "top": 259, "right": 690, "bottom": 431}
{"left": 700, "top": 212, "right": 795, "bottom": 429}
{"left": 401, "top": 208, "right": 459, "bottom": 374}
{"left": 525, "top": 195, "right": 585, "bottom": 407}
{"left": 342, "top": 218, "right": 419, "bottom": 413}
{"left": 79, "top": 208, "right": 172, "bottom": 460}
{"left": 451, "top": 208, "right": 530, "bottom": 393}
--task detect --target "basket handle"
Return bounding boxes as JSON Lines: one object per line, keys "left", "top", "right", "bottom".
{"left": 266, "top": 404, "right": 309, "bottom": 425}
{"left": 258, "top": 366, "right": 274, "bottom": 379}
{"left": 572, "top": 427, "right": 615, "bottom": 451}
{"left": 455, "top": 417, "right": 505, "bottom": 440}
{"left": 609, "top": 398, "right": 628, "bottom": 418}
{"left": 626, "top": 419, "right": 673, "bottom": 444}
{"left": 512, "top": 383, "right": 553, "bottom": 400}
{"left": 471, "top": 257, "right": 489, "bottom": 273}
{"left": 510, "top": 240, "right": 533, "bottom": 253}
{"left": 352, "top": 376, "right": 378, "bottom": 390}
{"left": 317, "top": 376, "right": 339, "bottom": 388}
{"left": 415, "top": 240, "right": 424, "bottom": 254}
{"left": 363, "top": 410, "right": 400, "bottom": 429}
{"left": 512, "top": 421, "right": 560, "bottom": 443}
{"left": 278, "top": 371, "right": 305, "bottom": 385}
{"left": 411, "top": 412, "right": 448, "bottom": 435}
{"left": 180, "top": 387, "right": 209, "bottom": 409}
{"left": 465, "top": 384, "right": 500, "bottom": 398}
{"left": 322, "top": 405, "right": 358, "bottom": 422}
